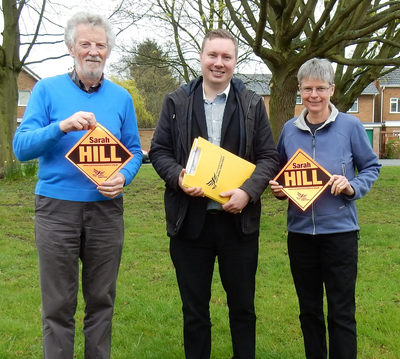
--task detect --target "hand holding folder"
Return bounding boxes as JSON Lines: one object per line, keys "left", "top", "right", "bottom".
{"left": 182, "top": 137, "right": 256, "bottom": 204}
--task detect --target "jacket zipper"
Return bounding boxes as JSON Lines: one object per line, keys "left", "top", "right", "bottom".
{"left": 172, "top": 111, "right": 185, "bottom": 233}
{"left": 243, "top": 92, "right": 255, "bottom": 159}
{"left": 175, "top": 217, "right": 181, "bottom": 233}
{"left": 242, "top": 92, "right": 256, "bottom": 232}
{"left": 311, "top": 134, "right": 316, "bottom": 235}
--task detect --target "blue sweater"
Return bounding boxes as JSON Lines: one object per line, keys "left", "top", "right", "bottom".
{"left": 13, "top": 74, "right": 142, "bottom": 202}
{"left": 277, "top": 104, "right": 381, "bottom": 235}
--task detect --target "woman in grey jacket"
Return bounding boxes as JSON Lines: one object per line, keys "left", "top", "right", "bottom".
{"left": 270, "top": 58, "right": 381, "bottom": 359}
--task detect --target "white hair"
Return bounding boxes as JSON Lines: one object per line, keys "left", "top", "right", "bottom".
{"left": 64, "top": 12, "right": 115, "bottom": 51}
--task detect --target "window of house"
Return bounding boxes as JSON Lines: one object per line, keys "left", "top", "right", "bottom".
{"left": 390, "top": 98, "right": 400, "bottom": 113}
{"left": 18, "top": 90, "right": 31, "bottom": 106}
{"left": 296, "top": 95, "right": 302, "bottom": 105}
{"left": 348, "top": 98, "right": 359, "bottom": 113}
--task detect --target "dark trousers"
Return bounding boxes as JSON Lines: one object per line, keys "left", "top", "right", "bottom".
{"left": 34, "top": 195, "right": 124, "bottom": 359}
{"left": 288, "top": 231, "right": 359, "bottom": 359}
{"left": 170, "top": 212, "right": 259, "bottom": 359}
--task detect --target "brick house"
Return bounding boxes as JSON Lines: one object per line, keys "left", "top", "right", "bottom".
{"left": 17, "top": 66, "right": 41, "bottom": 123}
{"left": 343, "top": 82, "right": 381, "bottom": 156}
{"left": 374, "top": 68, "right": 400, "bottom": 155}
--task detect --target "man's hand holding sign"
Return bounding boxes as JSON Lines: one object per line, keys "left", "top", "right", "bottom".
{"left": 60, "top": 112, "right": 126, "bottom": 198}
{"left": 59, "top": 111, "right": 97, "bottom": 132}
{"left": 65, "top": 123, "right": 133, "bottom": 198}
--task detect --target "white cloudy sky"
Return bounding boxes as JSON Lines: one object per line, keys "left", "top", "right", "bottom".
{"left": 1, "top": 0, "right": 269, "bottom": 79}
{"left": 0, "top": 0, "right": 143, "bottom": 78}
{"left": 19, "top": 0, "right": 137, "bottom": 78}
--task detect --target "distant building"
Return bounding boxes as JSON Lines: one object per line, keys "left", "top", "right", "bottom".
{"left": 234, "top": 73, "right": 379, "bottom": 121}
{"left": 234, "top": 73, "right": 385, "bottom": 157}
{"left": 375, "top": 68, "right": 400, "bottom": 155}
{"left": 17, "top": 66, "right": 41, "bottom": 123}
{"left": 17, "top": 67, "right": 400, "bottom": 157}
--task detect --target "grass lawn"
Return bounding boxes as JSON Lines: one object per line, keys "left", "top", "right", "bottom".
{"left": 0, "top": 165, "right": 399, "bottom": 358}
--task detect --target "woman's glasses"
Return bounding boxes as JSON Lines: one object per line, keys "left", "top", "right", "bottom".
{"left": 300, "top": 86, "right": 332, "bottom": 94}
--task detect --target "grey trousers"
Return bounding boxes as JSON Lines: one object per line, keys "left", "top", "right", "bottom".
{"left": 34, "top": 195, "right": 124, "bottom": 359}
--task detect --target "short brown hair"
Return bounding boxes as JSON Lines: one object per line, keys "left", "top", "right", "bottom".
{"left": 201, "top": 29, "right": 238, "bottom": 58}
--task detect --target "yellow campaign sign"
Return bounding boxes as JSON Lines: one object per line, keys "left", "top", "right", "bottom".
{"left": 65, "top": 123, "right": 133, "bottom": 186}
{"left": 273, "top": 149, "right": 332, "bottom": 211}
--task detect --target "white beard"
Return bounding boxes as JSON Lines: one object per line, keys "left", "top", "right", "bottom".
{"left": 74, "top": 56, "right": 105, "bottom": 83}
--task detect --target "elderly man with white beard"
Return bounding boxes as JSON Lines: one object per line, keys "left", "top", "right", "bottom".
{"left": 13, "top": 12, "right": 142, "bottom": 359}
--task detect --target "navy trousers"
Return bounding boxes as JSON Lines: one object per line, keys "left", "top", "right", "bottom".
{"left": 288, "top": 231, "right": 359, "bottom": 359}
{"left": 170, "top": 211, "right": 259, "bottom": 359}
{"left": 34, "top": 195, "right": 124, "bottom": 359}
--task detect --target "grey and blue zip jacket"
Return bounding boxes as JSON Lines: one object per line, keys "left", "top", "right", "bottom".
{"left": 277, "top": 103, "right": 381, "bottom": 235}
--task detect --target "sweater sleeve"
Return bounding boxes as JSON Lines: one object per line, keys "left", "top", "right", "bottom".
{"left": 118, "top": 92, "right": 143, "bottom": 186}
{"left": 347, "top": 120, "right": 381, "bottom": 200}
{"left": 13, "top": 80, "right": 66, "bottom": 162}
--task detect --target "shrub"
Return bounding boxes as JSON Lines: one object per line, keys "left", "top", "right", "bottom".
{"left": 23, "top": 159, "right": 39, "bottom": 177}
{"left": 2, "top": 160, "right": 24, "bottom": 181}
{"left": 386, "top": 139, "right": 400, "bottom": 159}
{"left": 2, "top": 160, "right": 38, "bottom": 181}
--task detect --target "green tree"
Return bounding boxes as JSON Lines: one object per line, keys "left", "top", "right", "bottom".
{"left": 0, "top": 0, "right": 47, "bottom": 174}
{"left": 114, "top": 0, "right": 256, "bottom": 84}
{"left": 224, "top": 0, "right": 400, "bottom": 140}
{"left": 0, "top": 0, "right": 77, "bottom": 174}
{"left": 111, "top": 77, "right": 154, "bottom": 128}
{"left": 115, "top": 0, "right": 400, "bottom": 141}
{"left": 118, "top": 39, "right": 180, "bottom": 122}
{"left": 137, "top": 0, "right": 227, "bottom": 83}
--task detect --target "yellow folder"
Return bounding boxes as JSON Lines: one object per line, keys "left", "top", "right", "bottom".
{"left": 182, "top": 137, "right": 256, "bottom": 204}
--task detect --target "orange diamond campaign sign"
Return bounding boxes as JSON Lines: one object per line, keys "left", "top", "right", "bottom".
{"left": 65, "top": 124, "right": 133, "bottom": 186}
{"left": 273, "top": 149, "right": 332, "bottom": 211}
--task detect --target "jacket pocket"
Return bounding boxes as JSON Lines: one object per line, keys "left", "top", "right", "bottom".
{"left": 341, "top": 160, "right": 346, "bottom": 176}
{"left": 164, "top": 186, "right": 187, "bottom": 236}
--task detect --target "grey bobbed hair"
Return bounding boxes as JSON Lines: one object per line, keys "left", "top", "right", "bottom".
{"left": 297, "top": 58, "right": 335, "bottom": 86}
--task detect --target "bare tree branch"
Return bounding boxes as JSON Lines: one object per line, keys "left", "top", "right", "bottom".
{"left": 21, "top": 0, "right": 46, "bottom": 64}
{"left": 21, "top": 39, "right": 64, "bottom": 45}
{"left": 24, "top": 52, "right": 70, "bottom": 65}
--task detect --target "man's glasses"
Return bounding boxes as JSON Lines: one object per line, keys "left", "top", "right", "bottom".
{"left": 300, "top": 86, "right": 332, "bottom": 94}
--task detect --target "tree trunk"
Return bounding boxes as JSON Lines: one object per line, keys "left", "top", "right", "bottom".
{"left": 1, "top": 0, "right": 23, "bottom": 174}
{"left": 0, "top": 67, "right": 19, "bottom": 173}
{"left": 268, "top": 69, "right": 299, "bottom": 143}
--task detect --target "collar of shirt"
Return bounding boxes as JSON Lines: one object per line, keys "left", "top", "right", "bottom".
{"left": 68, "top": 70, "right": 104, "bottom": 93}
{"left": 305, "top": 116, "right": 326, "bottom": 135}
{"left": 202, "top": 82, "right": 231, "bottom": 104}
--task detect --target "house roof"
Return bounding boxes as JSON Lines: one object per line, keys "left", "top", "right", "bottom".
{"left": 22, "top": 65, "right": 41, "bottom": 81}
{"left": 234, "top": 74, "right": 272, "bottom": 95}
{"left": 234, "top": 73, "right": 378, "bottom": 96}
{"left": 361, "top": 82, "right": 379, "bottom": 95}
{"left": 378, "top": 67, "right": 400, "bottom": 86}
